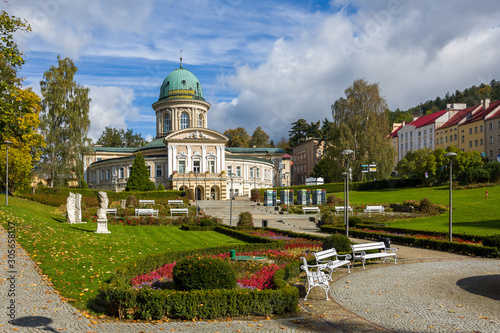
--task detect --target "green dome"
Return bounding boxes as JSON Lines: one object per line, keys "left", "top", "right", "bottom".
{"left": 159, "top": 67, "right": 204, "bottom": 101}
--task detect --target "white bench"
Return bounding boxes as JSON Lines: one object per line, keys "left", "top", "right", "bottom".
{"left": 300, "top": 257, "right": 333, "bottom": 301}
{"left": 106, "top": 208, "right": 117, "bottom": 215}
{"left": 135, "top": 208, "right": 158, "bottom": 217}
{"left": 364, "top": 205, "right": 385, "bottom": 213}
{"left": 170, "top": 208, "right": 189, "bottom": 218}
{"left": 168, "top": 200, "right": 184, "bottom": 205}
{"left": 335, "top": 206, "right": 353, "bottom": 213}
{"left": 350, "top": 242, "right": 397, "bottom": 269}
{"left": 302, "top": 207, "right": 320, "bottom": 214}
{"left": 313, "top": 248, "right": 351, "bottom": 274}
{"left": 139, "top": 199, "right": 155, "bottom": 206}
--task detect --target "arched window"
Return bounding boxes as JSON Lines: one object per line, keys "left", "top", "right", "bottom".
{"left": 198, "top": 114, "right": 203, "bottom": 127}
{"left": 181, "top": 113, "right": 189, "bottom": 129}
{"left": 164, "top": 113, "right": 171, "bottom": 132}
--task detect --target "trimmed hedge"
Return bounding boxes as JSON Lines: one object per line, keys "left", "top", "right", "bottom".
{"left": 96, "top": 226, "right": 299, "bottom": 319}
{"left": 320, "top": 226, "right": 499, "bottom": 258}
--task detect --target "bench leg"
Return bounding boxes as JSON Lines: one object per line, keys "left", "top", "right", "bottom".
{"left": 362, "top": 259, "right": 366, "bottom": 269}
{"left": 347, "top": 262, "right": 351, "bottom": 274}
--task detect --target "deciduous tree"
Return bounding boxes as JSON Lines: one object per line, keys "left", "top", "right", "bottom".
{"left": 326, "top": 79, "right": 394, "bottom": 182}
{"left": 248, "top": 126, "right": 270, "bottom": 147}
{"left": 224, "top": 127, "right": 250, "bottom": 147}
{"left": 96, "top": 127, "right": 147, "bottom": 148}
{"left": 39, "top": 56, "right": 91, "bottom": 187}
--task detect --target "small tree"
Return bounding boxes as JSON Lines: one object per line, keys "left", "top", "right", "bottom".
{"left": 125, "top": 153, "right": 155, "bottom": 191}
{"left": 237, "top": 211, "right": 253, "bottom": 228}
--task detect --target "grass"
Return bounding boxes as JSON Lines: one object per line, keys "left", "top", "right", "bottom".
{"left": 0, "top": 195, "right": 247, "bottom": 311}
{"left": 333, "top": 185, "right": 500, "bottom": 236}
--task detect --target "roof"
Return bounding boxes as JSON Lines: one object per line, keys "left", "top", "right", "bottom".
{"left": 136, "top": 138, "right": 167, "bottom": 151}
{"left": 93, "top": 146, "right": 137, "bottom": 153}
{"left": 438, "top": 105, "right": 481, "bottom": 129}
{"left": 282, "top": 153, "right": 292, "bottom": 158}
{"left": 158, "top": 67, "right": 204, "bottom": 102}
{"left": 463, "top": 100, "right": 500, "bottom": 124}
{"left": 225, "top": 154, "right": 274, "bottom": 165}
{"left": 388, "top": 124, "right": 403, "bottom": 138}
{"left": 408, "top": 109, "right": 447, "bottom": 128}
{"left": 225, "top": 147, "right": 286, "bottom": 154}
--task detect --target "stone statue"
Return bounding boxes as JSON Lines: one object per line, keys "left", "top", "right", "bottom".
{"left": 96, "top": 191, "right": 108, "bottom": 220}
{"left": 75, "top": 193, "right": 82, "bottom": 223}
{"left": 66, "top": 192, "right": 76, "bottom": 224}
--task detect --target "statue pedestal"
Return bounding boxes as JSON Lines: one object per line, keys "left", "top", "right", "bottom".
{"left": 95, "top": 219, "right": 111, "bottom": 234}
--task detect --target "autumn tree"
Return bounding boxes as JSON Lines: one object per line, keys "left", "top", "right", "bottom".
{"left": 125, "top": 153, "right": 155, "bottom": 191}
{"left": 276, "top": 137, "right": 292, "bottom": 155}
{"left": 326, "top": 79, "right": 394, "bottom": 182}
{"left": 248, "top": 126, "right": 270, "bottom": 147}
{"left": 0, "top": 11, "right": 44, "bottom": 193}
{"left": 224, "top": 127, "right": 250, "bottom": 147}
{"left": 39, "top": 56, "right": 91, "bottom": 187}
{"left": 96, "top": 127, "right": 147, "bottom": 148}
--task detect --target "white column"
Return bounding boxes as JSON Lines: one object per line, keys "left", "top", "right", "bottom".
{"left": 201, "top": 146, "right": 206, "bottom": 172}
{"left": 187, "top": 146, "right": 192, "bottom": 172}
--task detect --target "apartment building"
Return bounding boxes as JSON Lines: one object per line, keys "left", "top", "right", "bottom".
{"left": 435, "top": 104, "right": 482, "bottom": 150}
{"left": 292, "top": 138, "right": 324, "bottom": 185}
{"left": 460, "top": 100, "right": 500, "bottom": 155}
{"left": 485, "top": 104, "right": 500, "bottom": 161}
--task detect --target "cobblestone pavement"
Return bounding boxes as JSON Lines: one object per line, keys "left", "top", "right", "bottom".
{"left": 2, "top": 223, "right": 499, "bottom": 332}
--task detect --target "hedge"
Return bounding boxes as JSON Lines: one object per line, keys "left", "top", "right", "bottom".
{"left": 96, "top": 226, "right": 299, "bottom": 319}
{"left": 320, "top": 226, "right": 499, "bottom": 258}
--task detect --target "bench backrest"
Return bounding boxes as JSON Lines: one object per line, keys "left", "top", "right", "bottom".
{"left": 136, "top": 208, "right": 154, "bottom": 213}
{"left": 366, "top": 206, "right": 383, "bottom": 209}
{"left": 168, "top": 200, "right": 184, "bottom": 205}
{"left": 139, "top": 200, "right": 155, "bottom": 204}
{"left": 351, "top": 242, "right": 386, "bottom": 252}
{"left": 314, "top": 248, "right": 338, "bottom": 261}
{"left": 171, "top": 208, "right": 188, "bottom": 212}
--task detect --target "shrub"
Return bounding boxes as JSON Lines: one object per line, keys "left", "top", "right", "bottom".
{"left": 326, "top": 194, "right": 342, "bottom": 205}
{"left": 126, "top": 195, "right": 137, "bottom": 207}
{"left": 482, "top": 234, "right": 500, "bottom": 249}
{"left": 250, "top": 188, "right": 262, "bottom": 202}
{"left": 80, "top": 179, "right": 89, "bottom": 189}
{"left": 348, "top": 216, "right": 363, "bottom": 227}
{"left": 200, "top": 217, "right": 216, "bottom": 227}
{"left": 186, "top": 189, "right": 195, "bottom": 201}
{"left": 419, "top": 197, "right": 439, "bottom": 215}
{"left": 322, "top": 233, "right": 351, "bottom": 252}
{"left": 237, "top": 211, "right": 254, "bottom": 228}
{"left": 173, "top": 257, "right": 237, "bottom": 291}
{"left": 157, "top": 183, "right": 165, "bottom": 191}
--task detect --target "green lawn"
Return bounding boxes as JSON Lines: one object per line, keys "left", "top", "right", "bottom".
{"left": 0, "top": 196, "right": 246, "bottom": 310}
{"left": 334, "top": 185, "right": 500, "bottom": 236}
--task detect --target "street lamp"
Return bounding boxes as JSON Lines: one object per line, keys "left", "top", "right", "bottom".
{"left": 283, "top": 172, "right": 290, "bottom": 215}
{"left": 4, "top": 141, "right": 12, "bottom": 206}
{"left": 228, "top": 173, "right": 235, "bottom": 227}
{"left": 341, "top": 149, "right": 354, "bottom": 237}
{"left": 195, "top": 173, "right": 198, "bottom": 215}
{"left": 445, "top": 152, "right": 457, "bottom": 242}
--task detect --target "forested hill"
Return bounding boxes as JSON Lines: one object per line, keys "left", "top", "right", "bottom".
{"left": 389, "top": 80, "right": 500, "bottom": 124}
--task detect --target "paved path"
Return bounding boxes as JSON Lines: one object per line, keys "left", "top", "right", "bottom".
{"left": 2, "top": 212, "right": 499, "bottom": 332}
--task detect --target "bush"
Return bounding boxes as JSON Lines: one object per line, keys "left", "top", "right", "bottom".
{"left": 250, "top": 188, "right": 262, "bottom": 202}
{"left": 126, "top": 195, "right": 137, "bottom": 207}
{"left": 419, "top": 197, "right": 438, "bottom": 215}
{"left": 237, "top": 211, "right": 253, "bottom": 228}
{"left": 482, "top": 234, "right": 500, "bottom": 249}
{"left": 322, "top": 233, "right": 351, "bottom": 252}
{"left": 326, "top": 194, "right": 342, "bottom": 205}
{"left": 348, "top": 216, "right": 363, "bottom": 227}
{"left": 173, "top": 257, "right": 237, "bottom": 291}
{"left": 200, "top": 217, "right": 216, "bottom": 227}
{"left": 80, "top": 179, "right": 89, "bottom": 189}
{"left": 186, "top": 189, "right": 195, "bottom": 201}
{"left": 157, "top": 183, "right": 165, "bottom": 191}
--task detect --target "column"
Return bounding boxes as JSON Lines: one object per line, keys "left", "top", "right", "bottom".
{"left": 201, "top": 146, "right": 206, "bottom": 173}
{"left": 187, "top": 146, "right": 192, "bottom": 172}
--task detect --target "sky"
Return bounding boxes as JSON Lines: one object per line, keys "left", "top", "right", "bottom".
{"left": 4, "top": 0, "right": 500, "bottom": 143}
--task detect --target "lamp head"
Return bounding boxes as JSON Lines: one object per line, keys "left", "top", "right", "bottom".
{"left": 444, "top": 152, "right": 457, "bottom": 158}
{"left": 341, "top": 149, "right": 354, "bottom": 155}
{"left": 3, "top": 140, "right": 12, "bottom": 146}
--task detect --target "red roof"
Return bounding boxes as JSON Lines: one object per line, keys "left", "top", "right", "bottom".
{"left": 282, "top": 153, "right": 292, "bottom": 158}
{"left": 388, "top": 124, "right": 403, "bottom": 138}
{"left": 438, "top": 104, "right": 481, "bottom": 129}
{"left": 487, "top": 106, "right": 500, "bottom": 120}
{"left": 463, "top": 100, "right": 500, "bottom": 124}
{"left": 408, "top": 110, "right": 447, "bottom": 128}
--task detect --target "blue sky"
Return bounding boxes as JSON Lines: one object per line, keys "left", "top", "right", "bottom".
{"left": 4, "top": 0, "right": 500, "bottom": 142}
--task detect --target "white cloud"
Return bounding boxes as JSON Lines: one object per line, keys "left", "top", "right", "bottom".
{"left": 87, "top": 86, "right": 140, "bottom": 141}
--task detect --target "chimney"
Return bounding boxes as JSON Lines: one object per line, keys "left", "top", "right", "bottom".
{"left": 482, "top": 99, "right": 491, "bottom": 110}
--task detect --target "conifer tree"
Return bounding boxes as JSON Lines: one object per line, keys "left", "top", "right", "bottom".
{"left": 125, "top": 153, "right": 155, "bottom": 191}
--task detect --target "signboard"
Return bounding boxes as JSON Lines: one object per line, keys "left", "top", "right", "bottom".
{"left": 362, "top": 165, "right": 369, "bottom": 173}
{"left": 369, "top": 164, "right": 377, "bottom": 172}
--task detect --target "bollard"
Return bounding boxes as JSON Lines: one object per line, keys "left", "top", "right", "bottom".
{"left": 230, "top": 250, "right": 236, "bottom": 259}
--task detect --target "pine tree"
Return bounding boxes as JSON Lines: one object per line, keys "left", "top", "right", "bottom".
{"left": 125, "top": 153, "right": 155, "bottom": 191}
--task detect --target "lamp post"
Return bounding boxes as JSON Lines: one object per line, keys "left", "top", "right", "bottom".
{"left": 195, "top": 173, "right": 198, "bottom": 215}
{"left": 445, "top": 152, "right": 457, "bottom": 242}
{"left": 228, "top": 172, "right": 235, "bottom": 227}
{"left": 283, "top": 172, "right": 290, "bottom": 215}
{"left": 4, "top": 141, "right": 12, "bottom": 206}
{"left": 341, "top": 149, "right": 354, "bottom": 237}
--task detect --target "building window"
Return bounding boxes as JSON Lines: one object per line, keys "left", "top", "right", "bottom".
{"left": 475, "top": 140, "right": 478, "bottom": 147}
{"left": 449, "top": 135, "right": 452, "bottom": 141}
{"left": 128, "top": 166, "right": 132, "bottom": 178}
{"left": 147, "top": 165, "right": 151, "bottom": 177}
{"left": 181, "top": 113, "right": 189, "bottom": 129}
{"left": 489, "top": 136, "right": 494, "bottom": 144}
{"left": 256, "top": 168, "right": 260, "bottom": 178}
{"left": 489, "top": 150, "right": 493, "bottom": 157}
{"left": 480, "top": 139, "right": 483, "bottom": 146}
{"left": 156, "top": 164, "right": 162, "bottom": 177}
{"left": 469, "top": 141, "right": 472, "bottom": 148}
{"left": 164, "top": 113, "right": 171, "bottom": 132}
{"left": 193, "top": 160, "right": 200, "bottom": 173}
{"left": 236, "top": 166, "right": 241, "bottom": 177}
{"left": 198, "top": 114, "right": 203, "bottom": 127}
{"left": 100, "top": 170, "right": 105, "bottom": 181}
{"left": 97, "top": 158, "right": 102, "bottom": 161}
{"left": 469, "top": 128, "right": 472, "bottom": 135}
{"left": 454, "top": 134, "right": 457, "bottom": 141}
{"left": 178, "top": 160, "right": 186, "bottom": 173}
{"left": 480, "top": 125, "right": 483, "bottom": 132}
{"left": 461, "top": 136, "right": 464, "bottom": 143}
{"left": 474, "top": 127, "right": 478, "bottom": 134}
{"left": 424, "top": 130, "right": 427, "bottom": 135}
{"left": 208, "top": 160, "right": 215, "bottom": 173}
{"left": 489, "top": 123, "right": 493, "bottom": 131}
{"left": 250, "top": 167, "right": 254, "bottom": 179}
{"left": 106, "top": 169, "right": 111, "bottom": 180}
{"left": 227, "top": 165, "right": 232, "bottom": 175}
{"left": 119, "top": 167, "right": 124, "bottom": 179}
